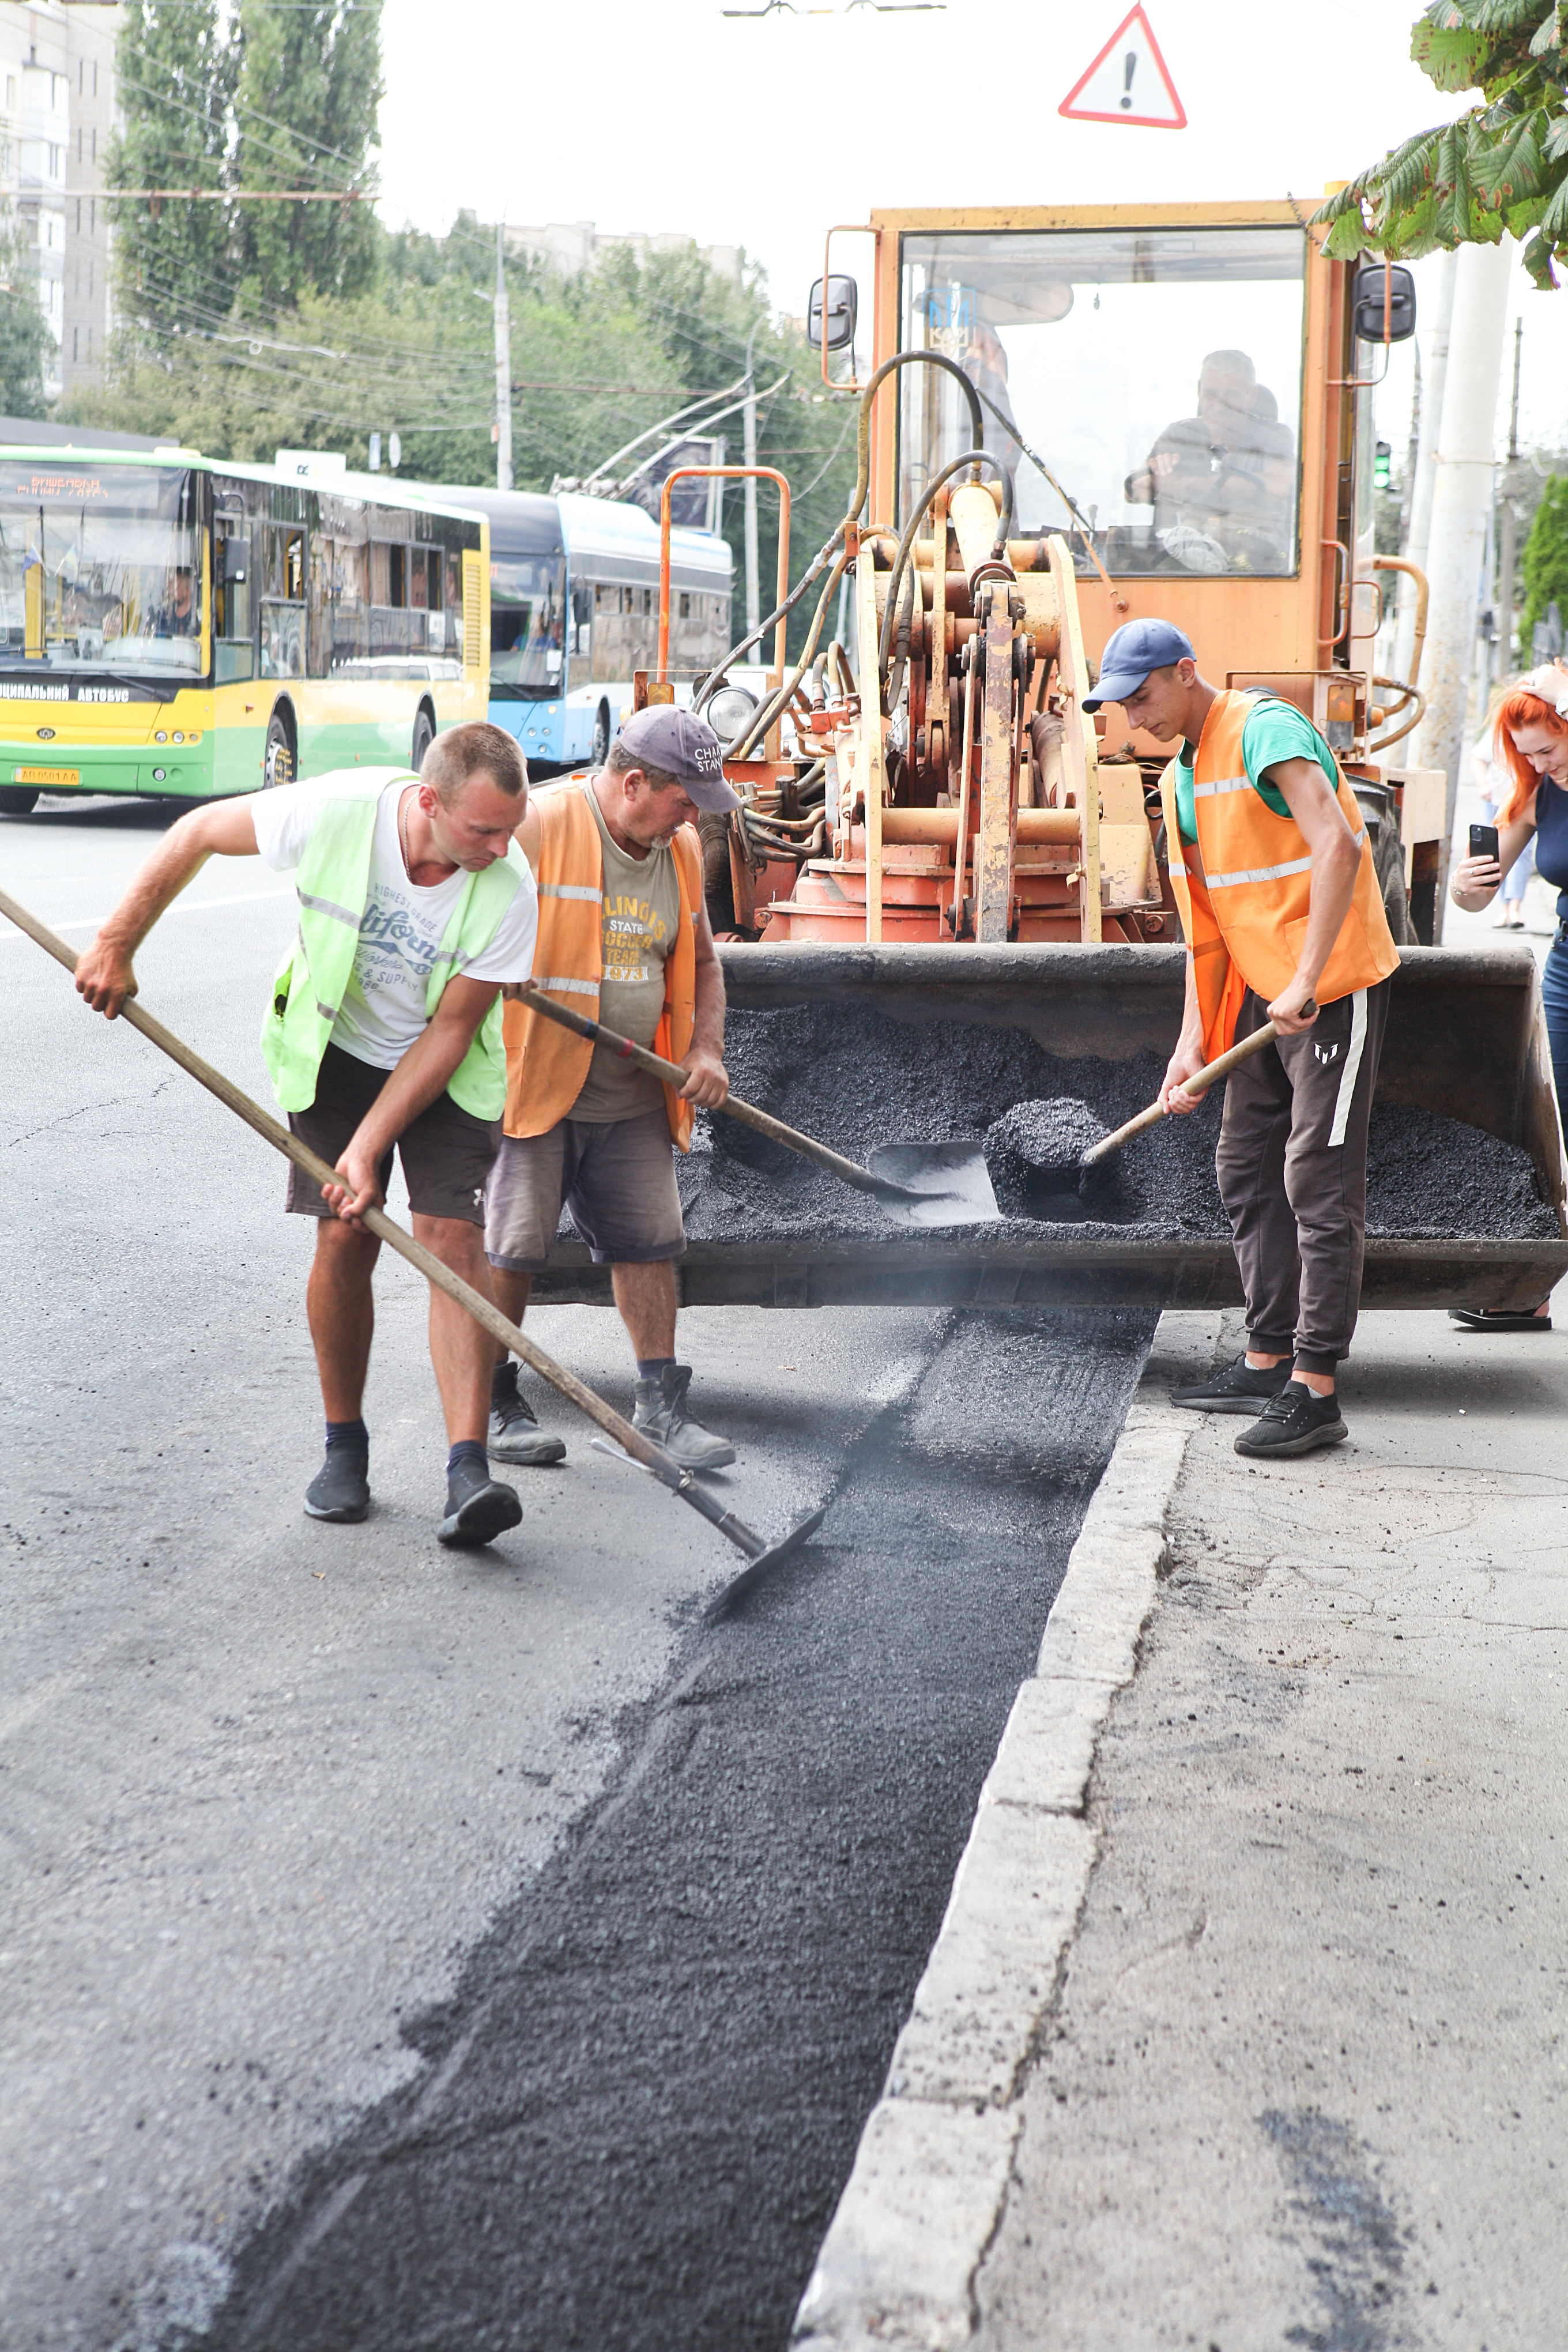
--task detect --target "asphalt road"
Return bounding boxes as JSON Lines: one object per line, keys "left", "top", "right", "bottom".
{"left": 2, "top": 797, "right": 1152, "bottom": 2352}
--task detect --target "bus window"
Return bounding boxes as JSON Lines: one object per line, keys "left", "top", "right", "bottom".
{"left": 0, "top": 460, "right": 206, "bottom": 674}
{"left": 568, "top": 583, "right": 593, "bottom": 688}
{"left": 214, "top": 523, "right": 252, "bottom": 681}
{"left": 489, "top": 549, "right": 566, "bottom": 698}
{"left": 261, "top": 523, "right": 307, "bottom": 679}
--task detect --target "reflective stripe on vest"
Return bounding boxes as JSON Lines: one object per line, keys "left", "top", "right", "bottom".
{"left": 1160, "top": 694, "right": 1399, "bottom": 1062}
{"left": 501, "top": 778, "right": 701, "bottom": 1148}
{"left": 259, "top": 768, "right": 528, "bottom": 1120}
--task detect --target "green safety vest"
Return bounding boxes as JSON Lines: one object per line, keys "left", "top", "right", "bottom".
{"left": 261, "top": 770, "right": 528, "bottom": 1120}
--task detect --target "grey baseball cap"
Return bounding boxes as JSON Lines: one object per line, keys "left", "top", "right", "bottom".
{"left": 615, "top": 704, "right": 740, "bottom": 813}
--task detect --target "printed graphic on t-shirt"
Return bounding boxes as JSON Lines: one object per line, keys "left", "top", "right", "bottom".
{"left": 353, "top": 882, "right": 448, "bottom": 1002}
{"left": 602, "top": 888, "right": 670, "bottom": 987}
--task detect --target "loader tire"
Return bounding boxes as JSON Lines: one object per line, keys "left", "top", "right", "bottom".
{"left": 1374, "top": 816, "right": 1410, "bottom": 945}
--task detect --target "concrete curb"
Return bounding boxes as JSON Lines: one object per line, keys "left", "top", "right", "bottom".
{"left": 791, "top": 1310, "right": 1224, "bottom": 2352}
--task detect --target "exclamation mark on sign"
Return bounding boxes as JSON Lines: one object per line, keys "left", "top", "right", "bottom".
{"left": 1119, "top": 50, "right": 1136, "bottom": 107}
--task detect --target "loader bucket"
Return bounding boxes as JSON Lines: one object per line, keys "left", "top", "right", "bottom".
{"left": 524, "top": 944, "right": 1567, "bottom": 1315}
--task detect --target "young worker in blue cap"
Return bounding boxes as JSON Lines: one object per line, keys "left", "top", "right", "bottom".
{"left": 1084, "top": 620, "right": 1400, "bottom": 1458}
{"left": 485, "top": 705, "right": 740, "bottom": 1471}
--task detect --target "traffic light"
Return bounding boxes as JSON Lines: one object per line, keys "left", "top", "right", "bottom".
{"left": 1374, "top": 439, "right": 1392, "bottom": 491}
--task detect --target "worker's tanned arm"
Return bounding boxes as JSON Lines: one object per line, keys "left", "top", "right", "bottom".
{"left": 74, "top": 798, "right": 261, "bottom": 1017}
{"left": 681, "top": 895, "right": 729, "bottom": 1109}
{"left": 321, "top": 974, "right": 502, "bottom": 1226}
{"left": 1261, "top": 755, "right": 1364, "bottom": 1034}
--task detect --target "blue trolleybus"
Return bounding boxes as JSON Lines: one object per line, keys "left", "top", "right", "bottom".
{"left": 454, "top": 487, "right": 733, "bottom": 770}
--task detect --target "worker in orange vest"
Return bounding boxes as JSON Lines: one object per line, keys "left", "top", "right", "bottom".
{"left": 1084, "top": 619, "right": 1399, "bottom": 1459}
{"left": 485, "top": 706, "right": 740, "bottom": 1470}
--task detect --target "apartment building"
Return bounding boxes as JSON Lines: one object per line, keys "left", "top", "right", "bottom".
{"left": 0, "top": 1, "right": 120, "bottom": 406}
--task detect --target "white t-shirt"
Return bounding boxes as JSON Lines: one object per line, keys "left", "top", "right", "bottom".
{"left": 252, "top": 772, "right": 538, "bottom": 1071}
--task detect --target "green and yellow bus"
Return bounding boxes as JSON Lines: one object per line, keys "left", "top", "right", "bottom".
{"left": 0, "top": 446, "right": 489, "bottom": 814}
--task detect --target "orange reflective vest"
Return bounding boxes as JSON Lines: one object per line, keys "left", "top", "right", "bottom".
{"left": 501, "top": 778, "right": 703, "bottom": 1147}
{"left": 1158, "top": 691, "right": 1399, "bottom": 1062}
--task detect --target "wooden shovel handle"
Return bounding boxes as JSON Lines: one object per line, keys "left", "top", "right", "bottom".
{"left": 1081, "top": 1009, "right": 1310, "bottom": 1167}
{"left": 514, "top": 982, "right": 902, "bottom": 1200}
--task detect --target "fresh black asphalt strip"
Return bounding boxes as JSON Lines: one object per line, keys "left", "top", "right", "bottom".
{"left": 200, "top": 1306, "right": 1156, "bottom": 2352}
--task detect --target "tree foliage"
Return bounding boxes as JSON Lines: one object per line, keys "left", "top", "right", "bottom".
{"left": 1313, "top": 1, "right": 1568, "bottom": 288}
{"left": 1521, "top": 470, "right": 1568, "bottom": 634}
{"left": 0, "top": 213, "right": 52, "bottom": 416}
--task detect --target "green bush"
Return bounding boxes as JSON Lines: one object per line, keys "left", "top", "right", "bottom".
{"left": 1521, "top": 474, "right": 1568, "bottom": 644}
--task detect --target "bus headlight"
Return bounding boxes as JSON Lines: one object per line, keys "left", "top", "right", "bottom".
{"left": 705, "top": 685, "right": 759, "bottom": 747}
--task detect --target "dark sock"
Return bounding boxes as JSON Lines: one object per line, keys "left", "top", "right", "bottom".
{"left": 446, "top": 1439, "right": 489, "bottom": 1482}
{"left": 326, "top": 1417, "right": 368, "bottom": 1453}
{"left": 636, "top": 1356, "right": 676, "bottom": 1382}
{"left": 491, "top": 1356, "right": 518, "bottom": 1405}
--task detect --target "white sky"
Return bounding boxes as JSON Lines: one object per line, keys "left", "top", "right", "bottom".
{"left": 376, "top": 0, "right": 1568, "bottom": 461}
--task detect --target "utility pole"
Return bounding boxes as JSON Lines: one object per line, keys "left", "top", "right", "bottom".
{"left": 1413, "top": 236, "right": 1514, "bottom": 932}
{"left": 1494, "top": 317, "right": 1524, "bottom": 677}
{"left": 742, "top": 316, "right": 761, "bottom": 640}
{"left": 1396, "top": 248, "right": 1456, "bottom": 686}
{"left": 494, "top": 222, "right": 513, "bottom": 494}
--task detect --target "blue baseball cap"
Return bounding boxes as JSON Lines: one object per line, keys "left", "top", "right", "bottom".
{"left": 615, "top": 704, "right": 739, "bottom": 812}
{"left": 1083, "top": 618, "right": 1196, "bottom": 710}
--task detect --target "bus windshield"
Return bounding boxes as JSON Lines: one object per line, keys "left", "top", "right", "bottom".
{"left": 490, "top": 551, "right": 566, "bottom": 699}
{"left": 0, "top": 461, "right": 205, "bottom": 674}
{"left": 898, "top": 225, "right": 1305, "bottom": 578}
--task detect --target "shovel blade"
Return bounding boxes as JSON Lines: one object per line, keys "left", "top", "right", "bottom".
{"left": 866, "top": 1142, "right": 1001, "bottom": 1227}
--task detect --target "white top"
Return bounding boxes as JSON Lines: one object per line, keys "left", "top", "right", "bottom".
{"left": 252, "top": 772, "right": 538, "bottom": 1071}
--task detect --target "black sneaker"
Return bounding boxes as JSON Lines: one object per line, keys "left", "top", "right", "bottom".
{"left": 489, "top": 1365, "right": 567, "bottom": 1465}
{"left": 1171, "top": 1355, "right": 1294, "bottom": 1415}
{"left": 438, "top": 1455, "right": 523, "bottom": 1547}
{"left": 1234, "top": 1380, "right": 1348, "bottom": 1460}
{"left": 305, "top": 1445, "right": 370, "bottom": 1523}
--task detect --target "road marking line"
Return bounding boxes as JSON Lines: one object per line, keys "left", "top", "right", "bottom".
{"left": 0, "top": 886, "right": 295, "bottom": 938}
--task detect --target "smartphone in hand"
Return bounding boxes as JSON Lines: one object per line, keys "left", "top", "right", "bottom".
{"left": 1469, "top": 821, "right": 1501, "bottom": 864}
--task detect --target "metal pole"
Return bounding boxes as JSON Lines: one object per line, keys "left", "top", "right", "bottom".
{"left": 742, "top": 317, "right": 761, "bottom": 642}
{"left": 1413, "top": 238, "right": 1514, "bottom": 934}
{"left": 495, "top": 222, "right": 513, "bottom": 493}
{"left": 1495, "top": 317, "right": 1524, "bottom": 674}
{"left": 1395, "top": 249, "right": 1457, "bottom": 685}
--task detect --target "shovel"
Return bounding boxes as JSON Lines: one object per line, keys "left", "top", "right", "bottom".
{"left": 514, "top": 983, "right": 1000, "bottom": 1227}
{"left": 1, "top": 887, "right": 826, "bottom": 1583}
{"left": 1079, "top": 1012, "right": 1308, "bottom": 1171}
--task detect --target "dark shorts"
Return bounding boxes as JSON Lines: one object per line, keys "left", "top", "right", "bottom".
{"left": 484, "top": 1107, "right": 686, "bottom": 1271}
{"left": 285, "top": 1042, "right": 501, "bottom": 1227}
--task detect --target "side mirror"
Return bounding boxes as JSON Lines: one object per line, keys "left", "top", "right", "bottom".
{"left": 1351, "top": 261, "right": 1416, "bottom": 345}
{"left": 808, "top": 274, "right": 858, "bottom": 354}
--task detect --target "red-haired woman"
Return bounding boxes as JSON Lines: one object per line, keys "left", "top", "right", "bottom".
{"left": 1448, "top": 664, "right": 1568, "bottom": 1330}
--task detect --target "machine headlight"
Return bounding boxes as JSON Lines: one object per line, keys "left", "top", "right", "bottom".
{"left": 704, "top": 685, "right": 759, "bottom": 747}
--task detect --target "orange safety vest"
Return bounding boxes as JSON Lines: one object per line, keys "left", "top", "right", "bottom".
{"left": 1159, "top": 691, "right": 1399, "bottom": 1063}
{"left": 502, "top": 777, "right": 703, "bottom": 1148}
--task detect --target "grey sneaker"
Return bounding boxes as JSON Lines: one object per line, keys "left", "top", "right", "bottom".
{"left": 438, "top": 1455, "right": 524, "bottom": 1547}
{"left": 304, "top": 1445, "right": 370, "bottom": 1523}
{"left": 631, "top": 1363, "right": 736, "bottom": 1471}
{"left": 489, "top": 1365, "right": 567, "bottom": 1465}
{"left": 1171, "top": 1355, "right": 1293, "bottom": 1414}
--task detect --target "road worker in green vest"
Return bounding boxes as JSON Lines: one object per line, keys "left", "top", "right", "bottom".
{"left": 73, "top": 722, "right": 540, "bottom": 1547}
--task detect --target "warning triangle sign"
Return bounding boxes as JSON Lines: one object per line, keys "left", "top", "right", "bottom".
{"left": 1058, "top": 6, "right": 1186, "bottom": 129}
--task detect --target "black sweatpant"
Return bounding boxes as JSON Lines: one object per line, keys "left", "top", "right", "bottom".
{"left": 1213, "top": 979, "right": 1391, "bottom": 1375}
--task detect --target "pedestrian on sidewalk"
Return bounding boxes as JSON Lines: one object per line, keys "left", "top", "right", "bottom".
{"left": 1083, "top": 619, "right": 1400, "bottom": 1457}
{"left": 1469, "top": 695, "right": 1535, "bottom": 928}
{"left": 1446, "top": 662, "right": 1568, "bottom": 1333}
{"left": 73, "top": 725, "right": 541, "bottom": 1545}
{"left": 485, "top": 706, "right": 739, "bottom": 1471}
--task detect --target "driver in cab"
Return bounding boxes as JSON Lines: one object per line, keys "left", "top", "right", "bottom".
{"left": 1125, "top": 349, "right": 1294, "bottom": 572}
{"left": 154, "top": 566, "right": 198, "bottom": 637}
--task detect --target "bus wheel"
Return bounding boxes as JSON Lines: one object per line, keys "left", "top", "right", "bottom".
{"left": 411, "top": 705, "right": 436, "bottom": 770}
{"left": 263, "top": 708, "right": 295, "bottom": 790}
{"left": 0, "top": 785, "right": 40, "bottom": 815}
{"left": 592, "top": 702, "right": 610, "bottom": 768}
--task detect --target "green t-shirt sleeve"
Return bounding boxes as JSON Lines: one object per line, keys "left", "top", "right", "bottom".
{"left": 1240, "top": 702, "right": 1339, "bottom": 819}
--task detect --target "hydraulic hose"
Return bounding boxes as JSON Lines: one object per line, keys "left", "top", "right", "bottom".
{"left": 727, "top": 546, "right": 851, "bottom": 761}
{"left": 875, "top": 448, "right": 1016, "bottom": 710}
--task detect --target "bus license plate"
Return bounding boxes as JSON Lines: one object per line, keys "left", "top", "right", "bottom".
{"left": 15, "top": 767, "right": 80, "bottom": 785}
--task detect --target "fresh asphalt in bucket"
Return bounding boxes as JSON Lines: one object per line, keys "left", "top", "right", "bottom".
{"left": 200, "top": 1307, "right": 1157, "bottom": 2352}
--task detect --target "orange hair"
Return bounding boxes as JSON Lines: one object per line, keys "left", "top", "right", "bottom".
{"left": 1496, "top": 689, "right": 1568, "bottom": 825}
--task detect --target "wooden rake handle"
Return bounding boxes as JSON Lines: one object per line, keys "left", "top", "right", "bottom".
{"left": 1080, "top": 1010, "right": 1309, "bottom": 1168}
{"left": 0, "top": 885, "right": 777, "bottom": 1561}
{"left": 513, "top": 981, "right": 904, "bottom": 1202}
